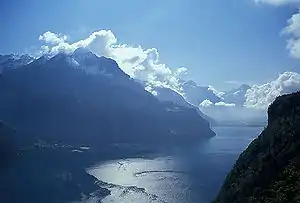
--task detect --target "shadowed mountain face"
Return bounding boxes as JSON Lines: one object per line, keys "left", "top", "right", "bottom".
{"left": 0, "top": 50, "right": 214, "bottom": 147}
{"left": 0, "top": 50, "right": 215, "bottom": 203}
{"left": 0, "top": 54, "right": 33, "bottom": 73}
{"left": 0, "top": 122, "right": 17, "bottom": 170}
{"left": 213, "top": 92, "right": 300, "bottom": 203}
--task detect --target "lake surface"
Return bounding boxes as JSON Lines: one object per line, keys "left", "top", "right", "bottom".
{"left": 87, "top": 126, "right": 263, "bottom": 203}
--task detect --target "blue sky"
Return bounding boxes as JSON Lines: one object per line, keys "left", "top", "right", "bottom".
{"left": 1, "top": 0, "right": 299, "bottom": 90}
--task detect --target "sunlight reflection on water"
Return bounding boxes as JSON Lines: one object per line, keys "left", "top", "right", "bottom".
{"left": 86, "top": 127, "right": 263, "bottom": 203}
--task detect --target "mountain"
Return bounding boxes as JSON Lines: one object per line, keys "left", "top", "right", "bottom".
{"left": 154, "top": 87, "right": 216, "bottom": 125}
{"left": 213, "top": 92, "right": 300, "bottom": 203}
{"left": 222, "top": 84, "right": 251, "bottom": 106}
{"left": 0, "top": 54, "right": 33, "bottom": 73}
{"left": 0, "top": 50, "right": 215, "bottom": 147}
{"left": 0, "top": 50, "right": 215, "bottom": 203}
{"left": 154, "top": 87, "right": 193, "bottom": 108}
{"left": 0, "top": 122, "right": 17, "bottom": 169}
{"left": 181, "top": 80, "right": 221, "bottom": 106}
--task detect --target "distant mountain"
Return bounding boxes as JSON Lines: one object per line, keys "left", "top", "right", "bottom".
{"left": 153, "top": 87, "right": 216, "bottom": 125}
{"left": 181, "top": 80, "right": 221, "bottom": 106}
{"left": 0, "top": 50, "right": 215, "bottom": 146}
{"left": 213, "top": 92, "right": 300, "bottom": 203}
{"left": 222, "top": 84, "right": 251, "bottom": 106}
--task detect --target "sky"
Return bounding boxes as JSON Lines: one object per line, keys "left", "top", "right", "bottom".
{"left": 0, "top": 0, "right": 300, "bottom": 90}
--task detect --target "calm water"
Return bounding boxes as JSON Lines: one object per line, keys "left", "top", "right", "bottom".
{"left": 87, "top": 126, "right": 263, "bottom": 203}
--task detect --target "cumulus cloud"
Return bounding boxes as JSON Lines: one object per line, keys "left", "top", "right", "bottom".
{"left": 245, "top": 72, "right": 300, "bottom": 109}
{"left": 39, "top": 31, "right": 68, "bottom": 45}
{"left": 38, "top": 30, "right": 185, "bottom": 92}
{"left": 254, "top": 0, "right": 300, "bottom": 58}
{"left": 199, "top": 100, "right": 236, "bottom": 107}
{"left": 199, "top": 99, "right": 214, "bottom": 107}
{"left": 174, "top": 67, "right": 188, "bottom": 77}
{"left": 198, "top": 72, "right": 299, "bottom": 123}
{"left": 215, "top": 101, "right": 236, "bottom": 107}
{"left": 282, "top": 10, "right": 300, "bottom": 58}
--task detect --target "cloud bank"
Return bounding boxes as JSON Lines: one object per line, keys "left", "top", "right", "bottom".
{"left": 199, "top": 100, "right": 236, "bottom": 107}
{"left": 199, "top": 99, "right": 266, "bottom": 123}
{"left": 199, "top": 72, "right": 300, "bottom": 123}
{"left": 38, "top": 30, "right": 186, "bottom": 93}
{"left": 244, "top": 0, "right": 300, "bottom": 110}
{"left": 245, "top": 72, "right": 300, "bottom": 109}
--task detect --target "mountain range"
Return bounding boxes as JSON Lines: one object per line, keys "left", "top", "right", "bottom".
{"left": 152, "top": 79, "right": 251, "bottom": 110}
{"left": 181, "top": 80, "right": 222, "bottom": 105}
{"left": 0, "top": 49, "right": 215, "bottom": 147}
{"left": 151, "top": 81, "right": 258, "bottom": 126}
{"left": 0, "top": 49, "right": 216, "bottom": 203}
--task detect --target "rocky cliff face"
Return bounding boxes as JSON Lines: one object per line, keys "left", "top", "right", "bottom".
{"left": 213, "top": 92, "right": 300, "bottom": 203}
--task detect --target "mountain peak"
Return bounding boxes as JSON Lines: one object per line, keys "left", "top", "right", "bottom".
{"left": 182, "top": 80, "right": 198, "bottom": 88}
{"left": 239, "top": 84, "right": 251, "bottom": 90}
{"left": 72, "top": 48, "right": 97, "bottom": 63}
{"left": 73, "top": 47, "right": 94, "bottom": 57}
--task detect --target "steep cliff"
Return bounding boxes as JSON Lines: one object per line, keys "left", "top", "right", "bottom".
{"left": 213, "top": 92, "right": 300, "bottom": 203}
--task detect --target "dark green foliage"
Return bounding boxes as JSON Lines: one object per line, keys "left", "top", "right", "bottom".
{"left": 213, "top": 92, "right": 300, "bottom": 203}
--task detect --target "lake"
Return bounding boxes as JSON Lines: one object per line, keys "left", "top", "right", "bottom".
{"left": 87, "top": 126, "right": 263, "bottom": 203}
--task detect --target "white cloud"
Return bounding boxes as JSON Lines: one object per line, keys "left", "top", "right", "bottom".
{"left": 254, "top": 0, "right": 300, "bottom": 58}
{"left": 145, "top": 86, "right": 158, "bottom": 96}
{"left": 198, "top": 72, "right": 299, "bottom": 123}
{"left": 215, "top": 101, "right": 236, "bottom": 107}
{"left": 245, "top": 72, "right": 300, "bottom": 109}
{"left": 199, "top": 100, "right": 265, "bottom": 123}
{"left": 39, "top": 31, "right": 68, "bottom": 45}
{"left": 38, "top": 30, "right": 185, "bottom": 92}
{"left": 199, "top": 100, "right": 236, "bottom": 107}
{"left": 254, "top": 0, "right": 300, "bottom": 6}
{"left": 282, "top": 10, "right": 300, "bottom": 58}
{"left": 174, "top": 67, "right": 188, "bottom": 77}
{"left": 199, "top": 99, "right": 214, "bottom": 107}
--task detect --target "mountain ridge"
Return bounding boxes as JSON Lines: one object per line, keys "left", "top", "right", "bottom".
{"left": 0, "top": 50, "right": 215, "bottom": 146}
